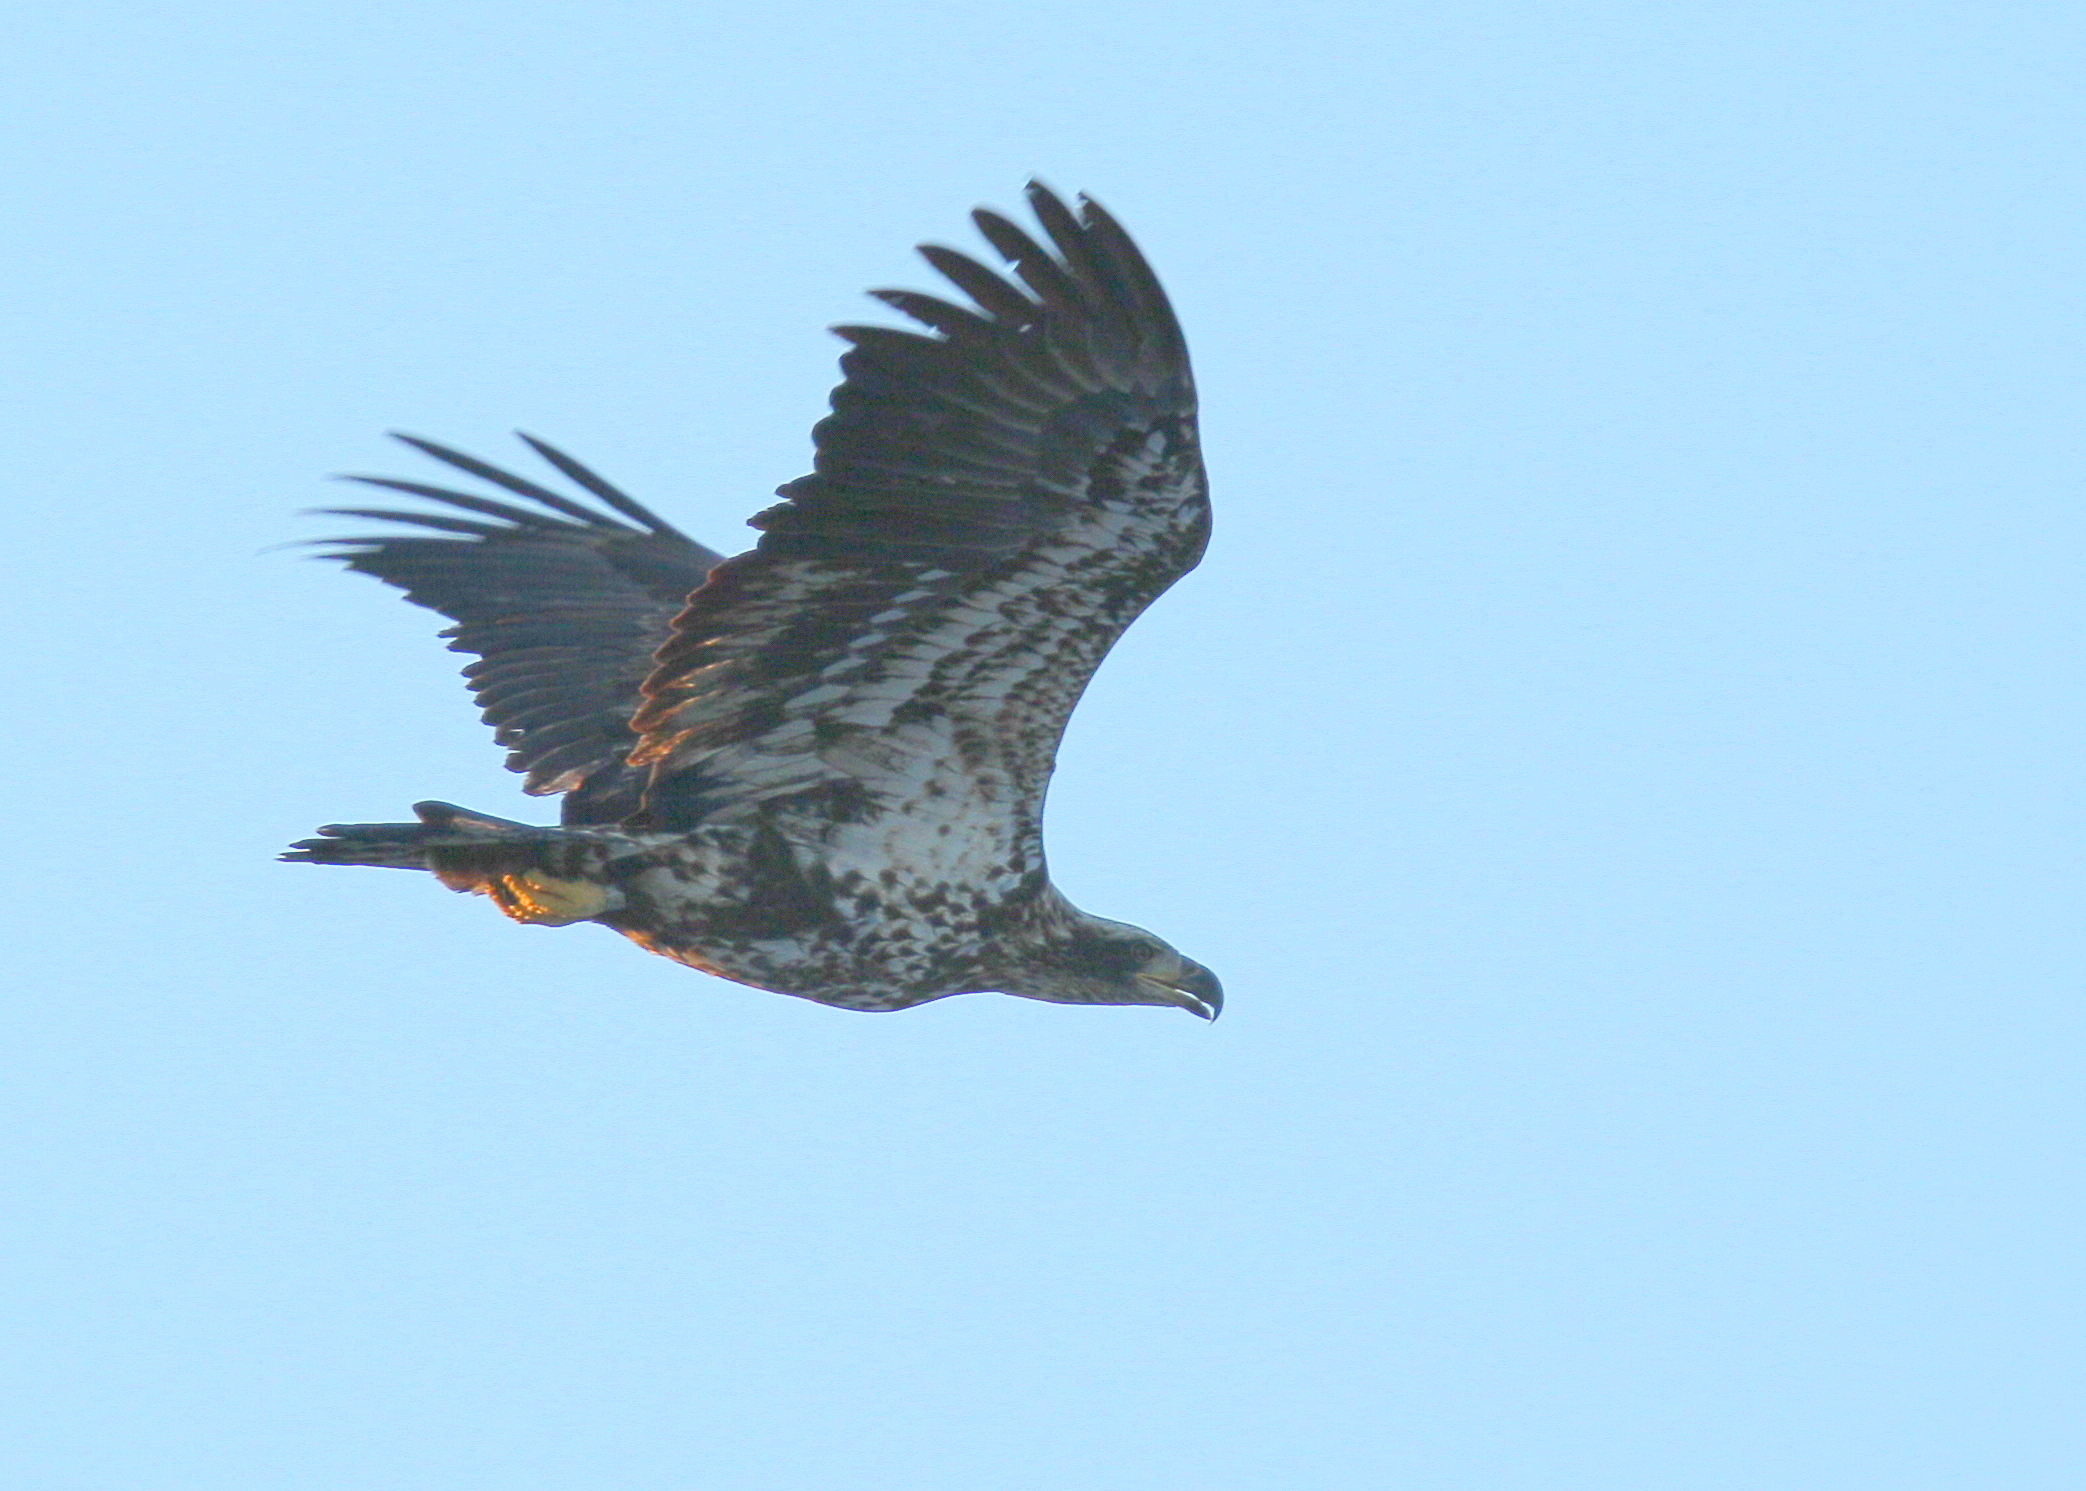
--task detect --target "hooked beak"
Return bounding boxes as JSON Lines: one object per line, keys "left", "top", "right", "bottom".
{"left": 1139, "top": 961, "right": 1224, "bottom": 1021}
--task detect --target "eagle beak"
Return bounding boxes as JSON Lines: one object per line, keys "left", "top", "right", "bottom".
{"left": 1140, "top": 962, "right": 1224, "bottom": 1021}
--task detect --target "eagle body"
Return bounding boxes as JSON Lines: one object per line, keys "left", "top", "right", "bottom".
{"left": 287, "top": 184, "right": 1222, "bottom": 1019}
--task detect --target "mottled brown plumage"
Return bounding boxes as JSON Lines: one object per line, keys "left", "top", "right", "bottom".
{"left": 285, "top": 183, "right": 1221, "bottom": 1019}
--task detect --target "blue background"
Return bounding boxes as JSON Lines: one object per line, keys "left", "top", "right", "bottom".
{"left": 5, "top": 3, "right": 2082, "bottom": 1485}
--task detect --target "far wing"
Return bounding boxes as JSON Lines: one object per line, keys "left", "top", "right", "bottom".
{"left": 629, "top": 183, "right": 1207, "bottom": 840}
{"left": 315, "top": 434, "right": 723, "bottom": 805}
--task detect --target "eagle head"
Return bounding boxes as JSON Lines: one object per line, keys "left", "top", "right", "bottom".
{"left": 1008, "top": 911, "right": 1224, "bottom": 1020}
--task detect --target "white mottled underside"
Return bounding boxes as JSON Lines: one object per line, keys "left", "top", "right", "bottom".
{"left": 607, "top": 424, "right": 1207, "bottom": 1005}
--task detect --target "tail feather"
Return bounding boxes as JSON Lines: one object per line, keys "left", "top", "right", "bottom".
{"left": 289, "top": 804, "right": 559, "bottom": 875}
{"left": 282, "top": 801, "right": 624, "bottom": 925}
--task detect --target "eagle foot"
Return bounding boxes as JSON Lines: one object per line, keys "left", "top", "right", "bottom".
{"left": 484, "top": 871, "right": 623, "bottom": 927}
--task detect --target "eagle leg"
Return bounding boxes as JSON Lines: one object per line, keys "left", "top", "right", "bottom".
{"left": 480, "top": 869, "right": 623, "bottom": 927}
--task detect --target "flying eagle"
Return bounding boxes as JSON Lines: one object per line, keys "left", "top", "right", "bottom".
{"left": 284, "top": 183, "right": 1221, "bottom": 1019}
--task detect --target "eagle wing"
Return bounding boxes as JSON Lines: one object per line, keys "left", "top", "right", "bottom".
{"left": 315, "top": 434, "right": 723, "bottom": 806}
{"left": 628, "top": 182, "right": 1208, "bottom": 855}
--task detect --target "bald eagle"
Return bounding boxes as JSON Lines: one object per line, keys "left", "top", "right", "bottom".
{"left": 284, "top": 183, "right": 1221, "bottom": 1019}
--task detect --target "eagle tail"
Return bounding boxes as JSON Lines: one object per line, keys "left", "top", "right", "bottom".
{"left": 282, "top": 800, "right": 625, "bottom": 926}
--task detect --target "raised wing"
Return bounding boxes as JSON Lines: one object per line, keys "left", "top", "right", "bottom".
{"left": 314, "top": 433, "right": 723, "bottom": 807}
{"left": 629, "top": 183, "right": 1207, "bottom": 840}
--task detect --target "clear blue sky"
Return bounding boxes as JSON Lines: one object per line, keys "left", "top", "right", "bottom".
{"left": 5, "top": 2, "right": 2082, "bottom": 1486}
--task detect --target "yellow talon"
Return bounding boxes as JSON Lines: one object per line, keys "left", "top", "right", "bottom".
{"left": 486, "top": 870, "right": 620, "bottom": 927}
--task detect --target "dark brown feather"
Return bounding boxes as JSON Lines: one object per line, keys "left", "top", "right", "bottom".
{"left": 313, "top": 434, "right": 722, "bottom": 805}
